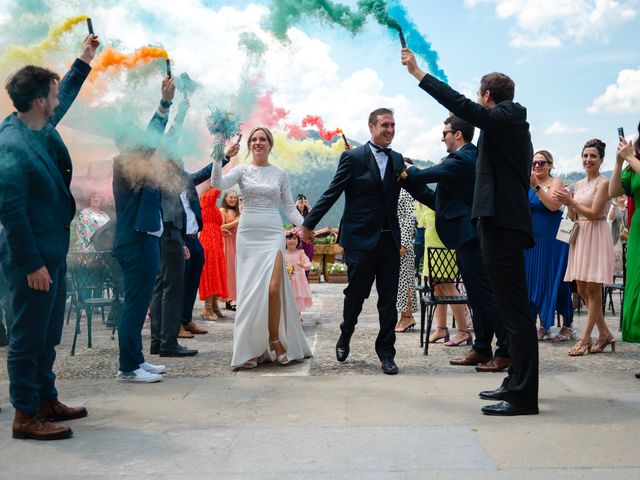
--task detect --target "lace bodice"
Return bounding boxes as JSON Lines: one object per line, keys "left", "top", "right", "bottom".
{"left": 574, "top": 175, "right": 609, "bottom": 220}
{"left": 211, "top": 160, "right": 304, "bottom": 226}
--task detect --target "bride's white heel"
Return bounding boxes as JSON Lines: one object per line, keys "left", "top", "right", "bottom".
{"left": 270, "top": 340, "right": 290, "bottom": 365}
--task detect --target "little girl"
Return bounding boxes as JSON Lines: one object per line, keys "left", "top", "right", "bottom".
{"left": 285, "top": 229, "right": 313, "bottom": 321}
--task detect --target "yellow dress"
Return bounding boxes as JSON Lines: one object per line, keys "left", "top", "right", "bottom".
{"left": 416, "top": 204, "right": 457, "bottom": 279}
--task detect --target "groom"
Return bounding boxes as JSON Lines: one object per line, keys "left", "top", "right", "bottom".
{"left": 301, "top": 108, "right": 428, "bottom": 375}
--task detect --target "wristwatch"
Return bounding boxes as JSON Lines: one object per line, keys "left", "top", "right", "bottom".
{"left": 160, "top": 99, "right": 172, "bottom": 109}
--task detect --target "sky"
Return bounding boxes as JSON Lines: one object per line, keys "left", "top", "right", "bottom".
{"left": 0, "top": 0, "right": 639, "bottom": 174}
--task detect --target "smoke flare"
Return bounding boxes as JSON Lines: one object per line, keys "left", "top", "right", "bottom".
{"left": 0, "top": 15, "right": 88, "bottom": 71}
{"left": 89, "top": 45, "right": 169, "bottom": 80}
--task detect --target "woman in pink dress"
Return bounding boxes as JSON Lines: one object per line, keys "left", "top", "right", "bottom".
{"left": 220, "top": 190, "right": 240, "bottom": 311}
{"left": 554, "top": 139, "right": 615, "bottom": 356}
{"left": 284, "top": 230, "right": 313, "bottom": 321}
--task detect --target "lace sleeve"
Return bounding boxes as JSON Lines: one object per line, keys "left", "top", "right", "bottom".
{"left": 210, "top": 157, "right": 243, "bottom": 190}
{"left": 279, "top": 169, "right": 304, "bottom": 226}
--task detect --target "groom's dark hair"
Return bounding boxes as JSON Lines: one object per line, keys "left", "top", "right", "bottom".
{"left": 368, "top": 108, "right": 394, "bottom": 125}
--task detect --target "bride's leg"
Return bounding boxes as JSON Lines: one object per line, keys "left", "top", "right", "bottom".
{"left": 268, "top": 250, "right": 286, "bottom": 358}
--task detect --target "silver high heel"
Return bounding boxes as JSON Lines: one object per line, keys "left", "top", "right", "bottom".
{"left": 269, "top": 340, "right": 290, "bottom": 365}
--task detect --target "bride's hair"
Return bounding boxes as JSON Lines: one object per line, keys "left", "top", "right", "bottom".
{"left": 247, "top": 126, "right": 274, "bottom": 151}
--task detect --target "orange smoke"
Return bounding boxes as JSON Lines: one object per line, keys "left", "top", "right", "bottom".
{"left": 300, "top": 115, "right": 341, "bottom": 141}
{"left": 89, "top": 45, "right": 169, "bottom": 80}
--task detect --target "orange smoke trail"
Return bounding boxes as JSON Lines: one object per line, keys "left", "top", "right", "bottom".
{"left": 89, "top": 45, "right": 169, "bottom": 80}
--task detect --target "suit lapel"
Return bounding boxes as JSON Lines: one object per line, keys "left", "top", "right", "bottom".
{"left": 13, "top": 117, "right": 70, "bottom": 198}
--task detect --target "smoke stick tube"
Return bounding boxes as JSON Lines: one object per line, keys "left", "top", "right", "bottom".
{"left": 87, "top": 18, "right": 94, "bottom": 35}
{"left": 341, "top": 132, "right": 350, "bottom": 148}
{"left": 398, "top": 29, "right": 407, "bottom": 49}
{"left": 165, "top": 59, "right": 172, "bottom": 78}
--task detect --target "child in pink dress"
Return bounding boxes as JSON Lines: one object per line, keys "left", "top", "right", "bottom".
{"left": 285, "top": 230, "right": 313, "bottom": 321}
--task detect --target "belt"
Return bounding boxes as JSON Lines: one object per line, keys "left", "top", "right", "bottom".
{"left": 185, "top": 233, "right": 198, "bottom": 239}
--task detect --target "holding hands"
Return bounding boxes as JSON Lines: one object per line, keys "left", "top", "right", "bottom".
{"left": 301, "top": 226, "right": 314, "bottom": 243}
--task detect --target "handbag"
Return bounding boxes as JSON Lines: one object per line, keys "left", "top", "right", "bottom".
{"left": 556, "top": 217, "right": 579, "bottom": 245}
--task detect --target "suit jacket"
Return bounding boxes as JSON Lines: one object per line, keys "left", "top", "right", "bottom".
{"left": 406, "top": 143, "right": 478, "bottom": 249}
{"left": 418, "top": 74, "right": 533, "bottom": 248}
{"left": 0, "top": 59, "right": 91, "bottom": 278}
{"left": 113, "top": 111, "right": 168, "bottom": 252}
{"left": 182, "top": 162, "right": 213, "bottom": 232}
{"left": 303, "top": 143, "right": 430, "bottom": 251}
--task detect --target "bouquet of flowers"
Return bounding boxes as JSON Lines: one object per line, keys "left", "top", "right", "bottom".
{"left": 286, "top": 263, "right": 295, "bottom": 279}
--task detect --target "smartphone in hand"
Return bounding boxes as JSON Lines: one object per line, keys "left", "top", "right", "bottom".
{"left": 618, "top": 127, "right": 625, "bottom": 139}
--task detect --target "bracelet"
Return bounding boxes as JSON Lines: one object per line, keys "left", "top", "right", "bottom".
{"left": 160, "top": 99, "right": 172, "bottom": 109}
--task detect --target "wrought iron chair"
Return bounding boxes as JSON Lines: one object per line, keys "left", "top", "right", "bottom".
{"left": 418, "top": 247, "right": 470, "bottom": 355}
{"left": 67, "top": 251, "right": 123, "bottom": 355}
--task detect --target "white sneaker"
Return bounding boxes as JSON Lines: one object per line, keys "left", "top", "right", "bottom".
{"left": 117, "top": 368, "right": 163, "bottom": 383}
{"left": 140, "top": 362, "right": 167, "bottom": 374}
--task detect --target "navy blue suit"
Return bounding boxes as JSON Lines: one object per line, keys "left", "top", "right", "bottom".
{"left": 112, "top": 111, "right": 167, "bottom": 373}
{"left": 0, "top": 59, "right": 90, "bottom": 413}
{"left": 303, "top": 143, "right": 430, "bottom": 361}
{"left": 406, "top": 143, "right": 508, "bottom": 359}
{"left": 180, "top": 163, "right": 213, "bottom": 327}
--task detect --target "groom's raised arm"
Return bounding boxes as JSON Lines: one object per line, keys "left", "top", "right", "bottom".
{"left": 302, "top": 150, "right": 353, "bottom": 230}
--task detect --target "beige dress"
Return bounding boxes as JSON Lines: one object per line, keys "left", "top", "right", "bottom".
{"left": 564, "top": 175, "right": 613, "bottom": 284}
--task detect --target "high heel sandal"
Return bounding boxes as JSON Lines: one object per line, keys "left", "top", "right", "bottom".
{"left": 269, "top": 340, "right": 290, "bottom": 365}
{"left": 568, "top": 338, "right": 592, "bottom": 356}
{"left": 591, "top": 334, "right": 616, "bottom": 353}
{"left": 537, "top": 328, "right": 551, "bottom": 341}
{"left": 395, "top": 313, "right": 416, "bottom": 333}
{"left": 225, "top": 301, "right": 237, "bottom": 311}
{"left": 444, "top": 329, "right": 473, "bottom": 347}
{"left": 242, "top": 358, "right": 258, "bottom": 369}
{"left": 428, "top": 327, "right": 450, "bottom": 343}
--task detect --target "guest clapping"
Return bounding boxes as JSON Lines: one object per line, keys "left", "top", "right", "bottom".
{"left": 609, "top": 122, "right": 640, "bottom": 355}
{"left": 525, "top": 151, "right": 574, "bottom": 341}
{"left": 553, "top": 139, "right": 614, "bottom": 356}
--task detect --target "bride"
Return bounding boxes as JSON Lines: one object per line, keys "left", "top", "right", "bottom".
{"left": 211, "top": 127, "right": 312, "bottom": 368}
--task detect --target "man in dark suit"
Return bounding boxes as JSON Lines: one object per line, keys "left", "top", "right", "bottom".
{"left": 0, "top": 35, "right": 99, "bottom": 440}
{"left": 405, "top": 115, "right": 509, "bottom": 372}
{"left": 301, "top": 108, "right": 429, "bottom": 375}
{"left": 112, "top": 76, "right": 177, "bottom": 383}
{"left": 403, "top": 50, "right": 538, "bottom": 415}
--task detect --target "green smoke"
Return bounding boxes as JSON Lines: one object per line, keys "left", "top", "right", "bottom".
{"left": 238, "top": 32, "right": 267, "bottom": 58}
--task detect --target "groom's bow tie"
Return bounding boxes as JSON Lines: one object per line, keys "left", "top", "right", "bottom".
{"left": 370, "top": 142, "right": 391, "bottom": 155}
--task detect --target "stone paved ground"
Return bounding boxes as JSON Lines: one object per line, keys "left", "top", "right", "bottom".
{"left": 0, "top": 282, "right": 639, "bottom": 479}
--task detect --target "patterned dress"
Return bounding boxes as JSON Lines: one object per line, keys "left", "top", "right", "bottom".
{"left": 199, "top": 189, "right": 228, "bottom": 299}
{"left": 75, "top": 208, "right": 110, "bottom": 251}
{"left": 396, "top": 188, "right": 418, "bottom": 312}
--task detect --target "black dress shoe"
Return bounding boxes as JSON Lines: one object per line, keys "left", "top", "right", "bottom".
{"left": 481, "top": 401, "right": 539, "bottom": 416}
{"left": 479, "top": 385, "right": 507, "bottom": 401}
{"left": 336, "top": 335, "right": 350, "bottom": 362}
{"left": 381, "top": 358, "right": 398, "bottom": 375}
{"left": 159, "top": 344, "right": 198, "bottom": 357}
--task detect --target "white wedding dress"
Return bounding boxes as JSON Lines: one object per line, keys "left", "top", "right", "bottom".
{"left": 211, "top": 160, "right": 312, "bottom": 367}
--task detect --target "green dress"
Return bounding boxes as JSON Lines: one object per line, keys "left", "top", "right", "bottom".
{"left": 622, "top": 167, "right": 640, "bottom": 342}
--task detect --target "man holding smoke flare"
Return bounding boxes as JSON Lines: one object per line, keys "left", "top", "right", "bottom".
{"left": 402, "top": 47, "right": 539, "bottom": 416}
{"left": 0, "top": 34, "right": 99, "bottom": 440}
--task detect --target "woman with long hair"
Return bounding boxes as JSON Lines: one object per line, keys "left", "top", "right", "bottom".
{"left": 220, "top": 190, "right": 240, "bottom": 311}
{"left": 199, "top": 188, "right": 227, "bottom": 320}
{"left": 609, "top": 121, "right": 640, "bottom": 378}
{"left": 553, "top": 139, "right": 614, "bottom": 356}
{"left": 525, "top": 150, "right": 574, "bottom": 341}
{"left": 210, "top": 127, "right": 311, "bottom": 369}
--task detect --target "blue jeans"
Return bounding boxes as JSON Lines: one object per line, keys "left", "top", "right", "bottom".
{"left": 7, "top": 263, "right": 66, "bottom": 413}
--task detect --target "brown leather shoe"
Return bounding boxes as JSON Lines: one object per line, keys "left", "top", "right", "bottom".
{"left": 178, "top": 325, "right": 194, "bottom": 338}
{"left": 12, "top": 410, "right": 73, "bottom": 440}
{"left": 38, "top": 398, "right": 87, "bottom": 422}
{"left": 183, "top": 321, "right": 208, "bottom": 335}
{"left": 450, "top": 349, "right": 492, "bottom": 366}
{"left": 475, "top": 356, "right": 510, "bottom": 372}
